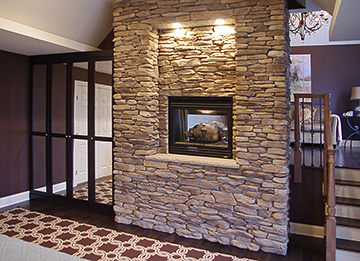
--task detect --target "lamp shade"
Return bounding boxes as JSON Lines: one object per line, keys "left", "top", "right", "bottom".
{"left": 350, "top": 86, "right": 360, "bottom": 100}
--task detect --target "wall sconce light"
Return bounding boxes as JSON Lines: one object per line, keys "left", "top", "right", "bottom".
{"left": 213, "top": 19, "right": 234, "bottom": 36}
{"left": 172, "top": 23, "right": 182, "bottom": 29}
{"left": 214, "top": 19, "right": 225, "bottom": 25}
{"left": 172, "top": 23, "right": 186, "bottom": 37}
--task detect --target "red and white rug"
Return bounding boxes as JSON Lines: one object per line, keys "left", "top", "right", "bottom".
{"left": 0, "top": 208, "right": 255, "bottom": 261}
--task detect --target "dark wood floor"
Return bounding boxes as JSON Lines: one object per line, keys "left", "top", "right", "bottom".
{"left": 335, "top": 145, "right": 360, "bottom": 169}
{"left": 1, "top": 199, "right": 325, "bottom": 261}
{"left": 3, "top": 145, "right": 358, "bottom": 260}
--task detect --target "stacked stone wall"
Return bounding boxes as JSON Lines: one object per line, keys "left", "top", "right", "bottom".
{"left": 113, "top": 0, "right": 290, "bottom": 255}
{"left": 158, "top": 27, "right": 237, "bottom": 153}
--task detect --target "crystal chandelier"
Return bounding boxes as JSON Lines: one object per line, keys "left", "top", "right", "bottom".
{"left": 289, "top": 11, "right": 329, "bottom": 41}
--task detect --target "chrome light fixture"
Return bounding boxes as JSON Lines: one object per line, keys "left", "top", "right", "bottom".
{"left": 289, "top": 11, "right": 329, "bottom": 41}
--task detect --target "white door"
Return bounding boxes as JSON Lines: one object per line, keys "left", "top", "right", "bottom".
{"left": 95, "top": 141, "right": 112, "bottom": 179}
{"left": 74, "top": 81, "right": 88, "bottom": 136}
{"left": 95, "top": 84, "right": 112, "bottom": 137}
{"left": 95, "top": 84, "right": 112, "bottom": 179}
{"left": 73, "top": 80, "right": 88, "bottom": 186}
{"left": 73, "top": 139, "right": 88, "bottom": 186}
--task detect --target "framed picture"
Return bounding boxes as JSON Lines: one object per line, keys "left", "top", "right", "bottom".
{"left": 290, "top": 54, "right": 312, "bottom": 102}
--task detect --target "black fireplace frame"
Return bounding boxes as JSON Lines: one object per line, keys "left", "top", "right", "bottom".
{"left": 168, "top": 96, "right": 233, "bottom": 159}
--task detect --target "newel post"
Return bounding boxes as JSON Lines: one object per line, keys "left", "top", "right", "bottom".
{"left": 326, "top": 148, "right": 336, "bottom": 261}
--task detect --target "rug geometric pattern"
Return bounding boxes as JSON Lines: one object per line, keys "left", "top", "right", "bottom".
{"left": 0, "top": 208, "right": 255, "bottom": 261}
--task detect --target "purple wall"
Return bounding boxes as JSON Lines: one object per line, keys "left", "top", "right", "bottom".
{"left": 291, "top": 44, "right": 360, "bottom": 140}
{"left": 0, "top": 43, "right": 358, "bottom": 200}
{"left": 0, "top": 50, "right": 30, "bottom": 197}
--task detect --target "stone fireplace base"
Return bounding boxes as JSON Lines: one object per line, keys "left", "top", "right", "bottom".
{"left": 114, "top": 153, "right": 289, "bottom": 254}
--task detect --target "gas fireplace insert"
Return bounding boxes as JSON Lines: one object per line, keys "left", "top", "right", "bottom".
{"left": 168, "top": 96, "right": 233, "bottom": 159}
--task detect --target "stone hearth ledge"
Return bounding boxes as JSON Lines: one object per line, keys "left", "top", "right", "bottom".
{"left": 145, "top": 153, "right": 239, "bottom": 169}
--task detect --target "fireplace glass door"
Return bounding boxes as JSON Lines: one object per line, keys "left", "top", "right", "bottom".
{"left": 169, "top": 97, "right": 232, "bottom": 158}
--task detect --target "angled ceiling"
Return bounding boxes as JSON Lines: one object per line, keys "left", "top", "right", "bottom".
{"left": 298, "top": 0, "right": 360, "bottom": 42}
{"left": 328, "top": 0, "right": 360, "bottom": 41}
{"left": 0, "top": 0, "right": 358, "bottom": 56}
{"left": 0, "top": 0, "right": 113, "bottom": 55}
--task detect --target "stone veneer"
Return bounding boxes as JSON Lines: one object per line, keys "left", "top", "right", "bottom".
{"left": 113, "top": 0, "right": 290, "bottom": 255}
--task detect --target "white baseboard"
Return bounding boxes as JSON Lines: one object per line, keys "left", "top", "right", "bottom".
{"left": 35, "top": 182, "right": 66, "bottom": 194}
{"left": 340, "top": 140, "right": 360, "bottom": 147}
{"left": 336, "top": 205, "right": 360, "bottom": 219}
{"left": 0, "top": 182, "right": 67, "bottom": 209}
{"left": 335, "top": 168, "right": 360, "bottom": 182}
{"left": 337, "top": 250, "right": 360, "bottom": 261}
{"left": 0, "top": 191, "right": 29, "bottom": 209}
{"left": 337, "top": 226, "right": 360, "bottom": 242}
{"left": 336, "top": 185, "right": 360, "bottom": 199}
{"left": 290, "top": 222, "right": 324, "bottom": 238}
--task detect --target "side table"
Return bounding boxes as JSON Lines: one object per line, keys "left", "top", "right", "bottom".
{"left": 342, "top": 112, "right": 360, "bottom": 148}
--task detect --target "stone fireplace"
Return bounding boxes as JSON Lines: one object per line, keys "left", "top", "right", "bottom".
{"left": 113, "top": 0, "right": 290, "bottom": 255}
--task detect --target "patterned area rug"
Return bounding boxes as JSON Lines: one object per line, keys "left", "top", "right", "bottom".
{"left": 0, "top": 208, "right": 255, "bottom": 261}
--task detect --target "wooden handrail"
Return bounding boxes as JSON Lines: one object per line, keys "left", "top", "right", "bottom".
{"left": 292, "top": 93, "right": 336, "bottom": 261}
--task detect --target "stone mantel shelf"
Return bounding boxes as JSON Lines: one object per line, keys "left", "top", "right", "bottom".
{"left": 145, "top": 153, "right": 239, "bottom": 169}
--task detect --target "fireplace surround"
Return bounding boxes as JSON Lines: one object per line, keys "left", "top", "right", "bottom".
{"left": 169, "top": 96, "right": 233, "bottom": 159}
{"left": 113, "top": 0, "right": 291, "bottom": 256}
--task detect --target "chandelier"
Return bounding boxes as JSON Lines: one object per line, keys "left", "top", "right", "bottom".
{"left": 289, "top": 11, "right": 329, "bottom": 41}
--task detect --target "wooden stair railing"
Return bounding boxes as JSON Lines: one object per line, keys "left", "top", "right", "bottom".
{"left": 293, "top": 93, "right": 336, "bottom": 261}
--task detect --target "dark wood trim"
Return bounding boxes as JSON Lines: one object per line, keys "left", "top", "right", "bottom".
{"left": 46, "top": 64, "right": 53, "bottom": 195}
{"left": 29, "top": 191, "right": 113, "bottom": 216}
{"left": 337, "top": 217, "right": 360, "bottom": 229}
{"left": 30, "top": 50, "right": 113, "bottom": 64}
{"left": 88, "top": 59, "right": 96, "bottom": 203}
{"left": 337, "top": 239, "right": 360, "bottom": 253}
{"left": 93, "top": 136, "right": 113, "bottom": 142}
{"left": 29, "top": 63, "right": 34, "bottom": 191}
{"left": 66, "top": 62, "right": 74, "bottom": 199}
{"left": 111, "top": 60, "right": 115, "bottom": 207}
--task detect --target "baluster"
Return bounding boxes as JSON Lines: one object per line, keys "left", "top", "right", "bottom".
{"left": 301, "top": 100, "right": 306, "bottom": 166}
{"left": 294, "top": 94, "right": 302, "bottom": 183}
{"left": 310, "top": 101, "right": 315, "bottom": 167}
{"left": 319, "top": 98, "right": 323, "bottom": 167}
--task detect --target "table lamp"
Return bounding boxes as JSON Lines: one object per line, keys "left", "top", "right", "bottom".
{"left": 350, "top": 86, "right": 360, "bottom": 116}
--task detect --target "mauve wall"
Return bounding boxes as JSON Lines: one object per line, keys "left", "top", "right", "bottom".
{"left": 291, "top": 44, "right": 360, "bottom": 140}
{"left": 0, "top": 50, "right": 30, "bottom": 198}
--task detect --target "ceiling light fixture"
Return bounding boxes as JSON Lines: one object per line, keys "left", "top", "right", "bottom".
{"left": 289, "top": 11, "right": 329, "bottom": 41}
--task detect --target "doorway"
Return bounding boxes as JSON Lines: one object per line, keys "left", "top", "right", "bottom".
{"left": 30, "top": 51, "right": 113, "bottom": 208}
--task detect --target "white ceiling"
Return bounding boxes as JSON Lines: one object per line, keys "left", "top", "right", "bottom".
{"left": 0, "top": 0, "right": 113, "bottom": 55}
{"left": 328, "top": 0, "right": 360, "bottom": 41}
{"left": 0, "top": 0, "right": 358, "bottom": 56}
